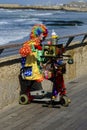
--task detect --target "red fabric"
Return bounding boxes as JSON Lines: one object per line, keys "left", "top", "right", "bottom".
{"left": 26, "top": 88, "right": 34, "bottom": 102}
{"left": 55, "top": 73, "right": 66, "bottom": 95}
{"left": 35, "top": 45, "right": 42, "bottom": 50}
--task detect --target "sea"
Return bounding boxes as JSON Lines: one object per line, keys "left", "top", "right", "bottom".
{"left": 0, "top": 8, "right": 87, "bottom": 45}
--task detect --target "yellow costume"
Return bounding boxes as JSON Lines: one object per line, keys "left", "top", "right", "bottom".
{"left": 19, "top": 39, "right": 43, "bottom": 81}
{"left": 19, "top": 24, "right": 48, "bottom": 82}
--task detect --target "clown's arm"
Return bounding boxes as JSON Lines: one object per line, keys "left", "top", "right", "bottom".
{"left": 19, "top": 41, "right": 32, "bottom": 57}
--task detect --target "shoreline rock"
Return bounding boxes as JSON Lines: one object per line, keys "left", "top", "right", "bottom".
{"left": 0, "top": 4, "right": 87, "bottom": 12}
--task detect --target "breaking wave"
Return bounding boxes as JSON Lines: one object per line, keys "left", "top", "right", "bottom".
{"left": 43, "top": 20, "right": 83, "bottom": 26}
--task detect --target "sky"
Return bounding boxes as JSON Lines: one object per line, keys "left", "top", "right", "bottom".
{"left": 0, "top": 0, "right": 87, "bottom": 5}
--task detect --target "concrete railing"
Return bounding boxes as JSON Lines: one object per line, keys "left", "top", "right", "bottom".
{"left": 0, "top": 33, "right": 87, "bottom": 109}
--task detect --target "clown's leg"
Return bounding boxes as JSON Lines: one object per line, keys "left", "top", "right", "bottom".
{"left": 19, "top": 75, "right": 34, "bottom": 104}
{"left": 61, "top": 77, "right": 67, "bottom": 95}
{"left": 52, "top": 86, "right": 58, "bottom": 98}
{"left": 19, "top": 74, "right": 29, "bottom": 95}
{"left": 58, "top": 75, "right": 71, "bottom": 103}
{"left": 55, "top": 74, "right": 67, "bottom": 96}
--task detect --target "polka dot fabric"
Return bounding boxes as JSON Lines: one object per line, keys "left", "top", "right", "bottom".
{"left": 19, "top": 43, "right": 32, "bottom": 57}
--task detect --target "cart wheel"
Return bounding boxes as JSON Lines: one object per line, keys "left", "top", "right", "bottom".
{"left": 60, "top": 95, "right": 69, "bottom": 107}
{"left": 19, "top": 94, "right": 29, "bottom": 105}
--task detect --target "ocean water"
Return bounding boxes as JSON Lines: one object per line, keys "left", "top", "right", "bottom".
{"left": 0, "top": 9, "right": 87, "bottom": 45}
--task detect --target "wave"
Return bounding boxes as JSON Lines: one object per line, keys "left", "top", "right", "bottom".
{"left": 0, "top": 21, "right": 8, "bottom": 25}
{"left": 43, "top": 20, "right": 83, "bottom": 26}
{"left": 14, "top": 19, "right": 29, "bottom": 22}
{"left": 0, "top": 29, "right": 30, "bottom": 45}
{"left": 33, "top": 12, "right": 53, "bottom": 16}
{"left": 0, "top": 35, "right": 27, "bottom": 45}
{"left": 14, "top": 17, "right": 40, "bottom": 22}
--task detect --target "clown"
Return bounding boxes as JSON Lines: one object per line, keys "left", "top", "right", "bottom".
{"left": 19, "top": 24, "right": 48, "bottom": 95}
{"left": 19, "top": 24, "right": 48, "bottom": 81}
{"left": 19, "top": 24, "right": 70, "bottom": 105}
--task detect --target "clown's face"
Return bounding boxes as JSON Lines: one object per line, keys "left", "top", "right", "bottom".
{"left": 39, "top": 33, "right": 45, "bottom": 42}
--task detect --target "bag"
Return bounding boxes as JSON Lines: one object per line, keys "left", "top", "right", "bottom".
{"left": 20, "top": 66, "right": 32, "bottom": 79}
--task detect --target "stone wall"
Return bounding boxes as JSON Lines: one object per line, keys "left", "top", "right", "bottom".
{"left": 64, "top": 45, "right": 87, "bottom": 81}
{"left": 0, "top": 56, "right": 21, "bottom": 109}
{"left": 0, "top": 45, "right": 87, "bottom": 109}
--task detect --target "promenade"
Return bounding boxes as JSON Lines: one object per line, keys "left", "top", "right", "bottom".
{"left": 0, "top": 74, "right": 87, "bottom": 130}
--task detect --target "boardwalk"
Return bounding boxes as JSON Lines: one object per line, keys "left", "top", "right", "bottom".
{"left": 0, "top": 75, "right": 87, "bottom": 130}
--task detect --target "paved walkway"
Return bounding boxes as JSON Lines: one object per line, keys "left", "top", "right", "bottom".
{"left": 0, "top": 75, "right": 87, "bottom": 130}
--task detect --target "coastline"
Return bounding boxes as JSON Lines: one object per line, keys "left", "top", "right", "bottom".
{"left": 0, "top": 4, "right": 87, "bottom": 12}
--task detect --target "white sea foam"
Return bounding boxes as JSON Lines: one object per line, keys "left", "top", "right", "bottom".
{"left": 0, "top": 21, "right": 8, "bottom": 25}
{"left": 0, "top": 29, "right": 30, "bottom": 45}
{"left": 14, "top": 18, "right": 40, "bottom": 23}
{"left": 33, "top": 12, "right": 53, "bottom": 16}
{"left": 14, "top": 19, "right": 28, "bottom": 22}
{"left": 5, "top": 9, "right": 23, "bottom": 13}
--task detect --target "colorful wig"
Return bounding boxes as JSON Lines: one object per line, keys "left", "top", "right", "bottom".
{"left": 30, "top": 24, "right": 48, "bottom": 39}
